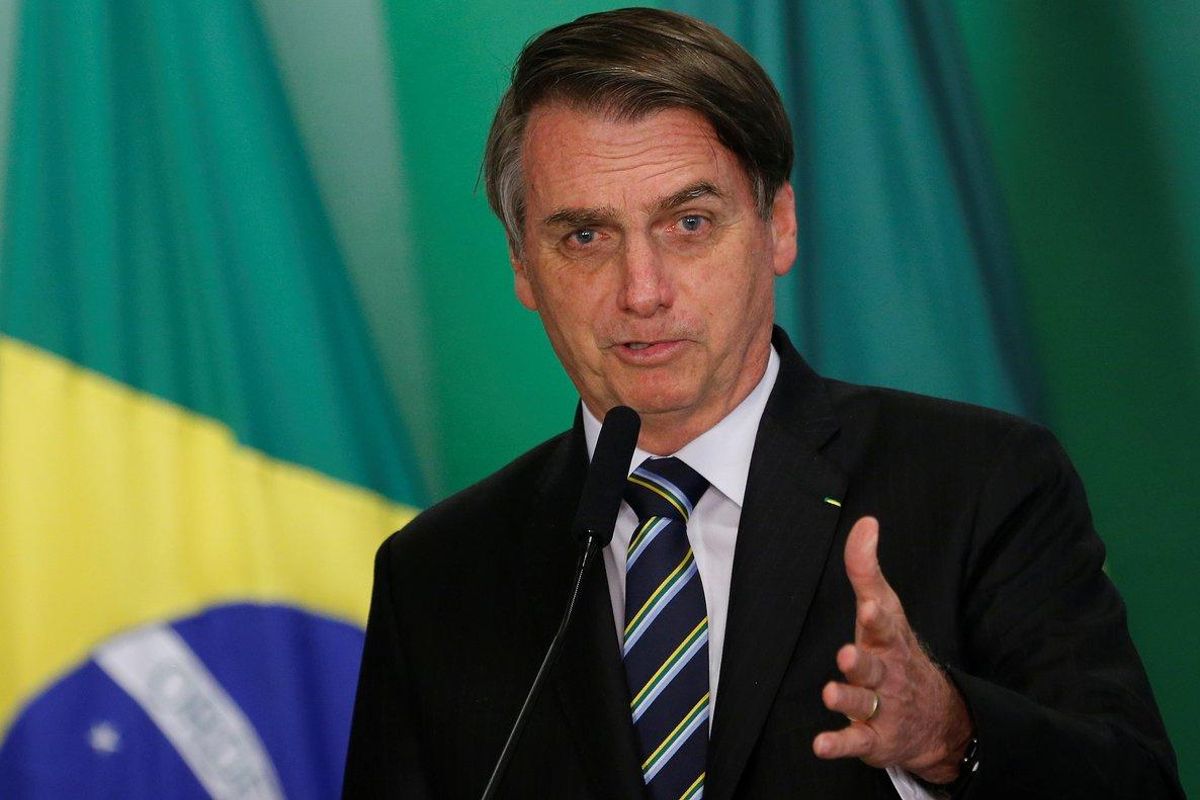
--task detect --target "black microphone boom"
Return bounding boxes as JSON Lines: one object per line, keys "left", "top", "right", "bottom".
{"left": 480, "top": 405, "right": 640, "bottom": 800}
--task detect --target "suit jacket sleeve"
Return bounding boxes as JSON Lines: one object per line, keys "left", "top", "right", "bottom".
{"left": 342, "top": 539, "right": 433, "bottom": 799}
{"left": 948, "top": 423, "right": 1182, "bottom": 798}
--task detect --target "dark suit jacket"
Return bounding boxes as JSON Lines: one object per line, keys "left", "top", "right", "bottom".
{"left": 343, "top": 329, "right": 1182, "bottom": 799}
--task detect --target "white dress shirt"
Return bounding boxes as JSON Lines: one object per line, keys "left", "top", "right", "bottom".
{"left": 581, "top": 345, "right": 933, "bottom": 800}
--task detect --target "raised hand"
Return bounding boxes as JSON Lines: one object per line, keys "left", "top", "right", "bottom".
{"left": 812, "top": 516, "right": 973, "bottom": 784}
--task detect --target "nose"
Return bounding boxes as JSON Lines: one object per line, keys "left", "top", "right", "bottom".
{"left": 618, "top": 233, "right": 672, "bottom": 316}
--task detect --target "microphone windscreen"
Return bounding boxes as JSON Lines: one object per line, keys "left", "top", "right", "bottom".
{"left": 572, "top": 406, "right": 640, "bottom": 545}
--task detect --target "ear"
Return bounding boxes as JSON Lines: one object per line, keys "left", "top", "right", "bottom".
{"left": 510, "top": 243, "right": 538, "bottom": 310}
{"left": 769, "top": 182, "right": 798, "bottom": 277}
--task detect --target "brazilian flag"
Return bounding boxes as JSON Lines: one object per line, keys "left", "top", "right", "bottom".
{"left": 0, "top": 2, "right": 422, "bottom": 796}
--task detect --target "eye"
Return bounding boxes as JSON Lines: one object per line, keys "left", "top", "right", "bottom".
{"left": 566, "top": 228, "right": 598, "bottom": 248}
{"left": 677, "top": 214, "right": 708, "bottom": 234}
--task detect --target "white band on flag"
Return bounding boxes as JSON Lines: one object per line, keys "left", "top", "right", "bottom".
{"left": 95, "top": 623, "right": 284, "bottom": 800}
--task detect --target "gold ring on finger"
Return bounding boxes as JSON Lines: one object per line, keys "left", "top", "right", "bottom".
{"left": 846, "top": 691, "right": 880, "bottom": 723}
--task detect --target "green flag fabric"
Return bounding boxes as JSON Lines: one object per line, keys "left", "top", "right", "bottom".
{"left": 0, "top": 0, "right": 423, "bottom": 795}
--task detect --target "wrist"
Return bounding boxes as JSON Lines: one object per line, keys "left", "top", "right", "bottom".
{"left": 912, "top": 665, "right": 974, "bottom": 783}
{"left": 907, "top": 666, "right": 974, "bottom": 786}
{"left": 915, "top": 737, "right": 980, "bottom": 798}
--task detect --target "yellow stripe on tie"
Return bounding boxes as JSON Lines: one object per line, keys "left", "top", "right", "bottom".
{"left": 0, "top": 337, "right": 419, "bottom": 735}
{"left": 627, "top": 516, "right": 660, "bottom": 556}
{"left": 642, "top": 693, "right": 710, "bottom": 772}
{"left": 631, "top": 619, "right": 707, "bottom": 710}
{"left": 823, "top": 496, "right": 842, "bottom": 508}
{"left": 624, "top": 552, "right": 694, "bottom": 638}
{"left": 680, "top": 773, "right": 705, "bottom": 800}
{"left": 628, "top": 474, "right": 689, "bottom": 520}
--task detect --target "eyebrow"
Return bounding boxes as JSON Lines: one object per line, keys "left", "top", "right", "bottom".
{"left": 652, "top": 181, "right": 725, "bottom": 214}
{"left": 542, "top": 206, "right": 620, "bottom": 229}
{"left": 539, "top": 181, "right": 726, "bottom": 230}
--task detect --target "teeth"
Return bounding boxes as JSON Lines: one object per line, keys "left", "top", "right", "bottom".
{"left": 628, "top": 342, "right": 649, "bottom": 350}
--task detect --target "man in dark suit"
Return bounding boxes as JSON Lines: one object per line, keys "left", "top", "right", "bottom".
{"left": 344, "top": 8, "right": 1182, "bottom": 798}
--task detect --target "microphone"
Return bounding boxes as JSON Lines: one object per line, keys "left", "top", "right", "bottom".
{"left": 480, "top": 406, "right": 640, "bottom": 800}
{"left": 572, "top": 404, "right": 641, "bottom": 546}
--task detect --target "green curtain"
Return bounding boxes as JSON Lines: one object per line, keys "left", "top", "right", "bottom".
{"left": 954, "top": 2, "right": 1200, "bottom": 791}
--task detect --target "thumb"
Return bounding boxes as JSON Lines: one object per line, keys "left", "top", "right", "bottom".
{"left": 844, "top": 516, "right": 886, "bottom": 603}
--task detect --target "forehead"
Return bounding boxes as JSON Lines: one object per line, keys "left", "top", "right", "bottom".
{"left": 520, "top": 105, "right": 752, "bottom": 215}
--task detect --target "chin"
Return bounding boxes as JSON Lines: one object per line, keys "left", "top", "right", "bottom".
{"left": 619, "top": 390, "right": 698, "bottom": 419}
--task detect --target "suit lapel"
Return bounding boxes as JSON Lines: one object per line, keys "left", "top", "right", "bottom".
{"left": 705, "top": 331, "right": 847, "bottom": 800}
{"left": 518, "top": 419, "right": 646, "bottom": 800}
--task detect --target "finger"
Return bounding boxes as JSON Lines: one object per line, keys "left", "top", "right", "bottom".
{"left": 836, "top": 644, "right": 887, "bottom": 688}
{"left": 844, "top": 516, "right": 885, "bottom": 602}
{"left": 821, "top": 681, "right": 881, "bottom": 722}
{"left": 813, "top": 722, "right": 877, "bottom": 760}
{"left": 846, "top": 517, "right": 906, "bottom": 648}
{"left": 855, "top": 596, "right": 900, "bottom": 648}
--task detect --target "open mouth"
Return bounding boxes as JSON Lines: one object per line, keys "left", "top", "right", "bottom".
{"left": 615, "top": 339, "right": 685, "bottom": 361}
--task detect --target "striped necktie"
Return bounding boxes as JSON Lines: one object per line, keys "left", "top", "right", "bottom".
{"left": 622, "top": 457, "right": 710, "bottom": 800}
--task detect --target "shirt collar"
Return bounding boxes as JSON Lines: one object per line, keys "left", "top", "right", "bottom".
{"left": 582, "top": 345, "right": 780, "bottom": 508}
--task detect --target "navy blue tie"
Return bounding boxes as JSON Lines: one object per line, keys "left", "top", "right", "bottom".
{"left": 622, "top": 457, "right": 710, "bottom": 800}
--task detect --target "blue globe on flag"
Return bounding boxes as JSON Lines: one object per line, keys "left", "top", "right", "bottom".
{"left": 0, "top": 603, "right": 364, "bottom": 799}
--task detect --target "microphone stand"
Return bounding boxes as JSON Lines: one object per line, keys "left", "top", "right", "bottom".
{"left": 479, "top": 403, "right": 638, "bottom": 799}
{"left": 479, "top": 534, "right": 603, "bottom": 800}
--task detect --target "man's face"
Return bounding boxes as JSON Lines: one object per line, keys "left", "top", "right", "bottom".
{"left": 511, "top": 105, "right": 796, "bottom": 452}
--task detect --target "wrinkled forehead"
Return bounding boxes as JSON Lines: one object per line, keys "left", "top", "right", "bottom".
{"left": 525, "top": 103, "right": 748, "bottom": 194}
{"left": 518, "top": 104, "right": 750, "bottom": 209}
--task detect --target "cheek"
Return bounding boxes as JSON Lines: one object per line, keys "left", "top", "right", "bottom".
{"left": 533, "top": 280, "right": 602, "bottom": 350}
{"left": 543, "top": 264, "right": 615, "bottom": 319}
{"left": 699, "top": 268, "right": 775, "bottom": 348}
{"left": 697, "top": 246, "right": 770, "bottom": 311}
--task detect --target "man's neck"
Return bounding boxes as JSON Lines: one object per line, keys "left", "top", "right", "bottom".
{"left": 635, "top": 408, "right": 744, "bottom": 456}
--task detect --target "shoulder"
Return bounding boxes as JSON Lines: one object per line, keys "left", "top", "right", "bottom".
{"left": 376, "top": 429, "right": 577, "bottom": 566}
{"left": 824, "top": 378, "right": 1058, "bottom": 460}
{"left": 811, "top": 379, "right": 1079, "bottom": 513}
{"left": 827, "top": 378, "right": 1026, "bottom": 430}
{"left": 768, "top": 331, "right": 1058, "bottom": 467}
